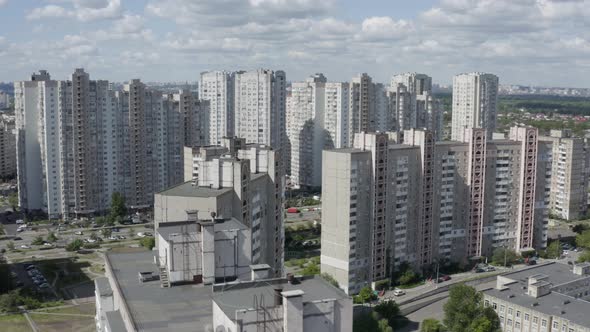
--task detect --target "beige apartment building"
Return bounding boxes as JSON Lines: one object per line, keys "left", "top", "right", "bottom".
{"left": 540, "top": 130, "right": 587, "bottom": 220}
{"left": 321, "top": 127, "right": 551, "bottom": 294}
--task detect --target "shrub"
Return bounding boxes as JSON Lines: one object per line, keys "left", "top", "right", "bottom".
{"left": 66, "top": 239, "right": 84, "bottom": 252}
{"left": 140, "top": 237, "right": 155, "bottom": 250}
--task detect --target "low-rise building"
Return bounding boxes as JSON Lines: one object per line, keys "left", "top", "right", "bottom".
{"left": 483, "top": 262, "right": 590, "bottom": 332}
{"left": 212, "top": 274, "right": 352, "bottom": 332}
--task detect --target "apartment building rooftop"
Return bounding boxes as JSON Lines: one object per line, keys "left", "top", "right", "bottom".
{"left": 158, "top": 181, "right": 232, "bottom": 198}
{"left": 105, "top": 251, "right": 214, "bottom": 332}
{"left": 213, "top": 275, "right": 350, "bottom": 318}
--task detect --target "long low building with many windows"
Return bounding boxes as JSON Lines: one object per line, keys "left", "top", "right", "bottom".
{"left": 483, "top": 262, "right": 590, "bottom": 332}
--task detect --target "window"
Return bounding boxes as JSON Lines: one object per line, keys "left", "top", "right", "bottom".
{"left": 553, "top": 322, "right": 558, "bottom": 329}
{"left": 501, "top": 305, "right": 505, "bottom": 312}
{"left": 484, "top": 300, "right": 490, "bottom": 307}
{"left": 525, "top": 314, "right": 530, "bottom": 321}
{"left": 533, "top": 316, "right": 538, "bottom": 324}
{"left": 492, "top": 302, "right": 498, "bottom": 309}
{"left": 542, "top": 320, "right": 547, "bottom": 328}
{"left": 508, "top": 308, "right": 513, "bottom": 315}
{"left": 516, "top": 311, "right": 521, "bottom": 318}
{"left": 515, "top": 322, "right": 521, "bottom": 329}
{"left": 508, "top": 319, "right": 513, "bottom": 326}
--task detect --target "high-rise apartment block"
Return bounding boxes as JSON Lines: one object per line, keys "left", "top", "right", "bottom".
{"left": 234, "top": 69, "right": 286, "bottom": 151}
{"left": 286, "top": 72, "right": 443, "bottom": 189}
{"left": 321, "top": 127, "right": 550, "bottom": 294}
{"left": 0, "top": 91, "right": 11, "bottom": 109}
{"left": 541, "top": 130, "right": 588, "bottom": 220}
{"left": 451, "top": 72, "right": 499, "bottom": 141}
{"left": 157, "top": 139, "right": 284, "bottom": 276}
{"left": 199, "top": 71, "right": 234, "bottom": 146}
{"left": 0, "top": 114, "right": 16, "bottom": 179}
{"left": 390, "top": 73, "right": 443, "bottom": 140}
{"left": 15, "top": 70, "right": 205, "bottom": 218}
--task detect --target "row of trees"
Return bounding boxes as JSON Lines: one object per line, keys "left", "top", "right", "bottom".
{"left": 421, "top": 284, "right": 501, "bottom": 332}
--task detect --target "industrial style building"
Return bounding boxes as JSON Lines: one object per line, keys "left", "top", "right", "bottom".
{"left": 451, "top": 72, "right": 499, "bottom": 142}
{"left": 14, "top": 70, "right": 206, "bottom": 217}
{"left": 540, "top": 130, "right": 588, "bottom": 220}
{"left": 156, "top": 138, "right": 284, "bottom": 277}
{"left": 484, "top": 262, "right": 590, "bottom": 332}
{"left": 212, "top": 273, "right": 352, "bottom": 332}
{"left": 321, "top": 127, "right": 551, "bottom": 294}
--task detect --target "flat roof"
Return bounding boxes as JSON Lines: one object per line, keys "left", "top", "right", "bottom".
{"left": 157, "top": 219, "right": 248, "bottom": 239}
{"left": 106, "top": 251, "right": 214, "bottom": 332}
{"left": 212, "top": 276, "right": 350, "bottom": 319}
{"left": 503, "top": 263, "right": 585, "bottom": 286}
{"left": 157, "top": 181, "right": 232, "bottom": 198}
{"left": 326, "top": 148, "right": 367, "bottom": 154}
{"left": 484, "top": 282, "right": 590, "bottom": 327}
{"left": 95, "top": 277, "right": 112, "bottom": 297}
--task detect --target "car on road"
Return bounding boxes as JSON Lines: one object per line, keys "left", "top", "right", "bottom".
{"left": 16, "top": 219, "right": 24, "bottom": 224}
{"left": 20, "top": 245, "right": 30, "bottom": 249}
{"left": 393, "top": 289, "right": 406, "bottom": 296}
{"left": 43, "top": 242, "right": 53, "bottom": 247}
{"left": 75, "top": 231, "right": 83, "bottom": 235}
{"left": 563, "top": 250, "right": 569, "bottom": 255}
{"left": 108, "top": 235, "right": 118, "bottom": 241}
{"left": 474, "top": 267, "right": 485, "bottom": 273}
{"left": 485, "top": 266, "right": 495, "bottom": 272}
{"left": 117, "top": 235, "right": 126, "bottom": 240}
{"left": 439, "top": 275, "right": 451, "bottom": 282}
{"left": 85, "top": 238, "right": 97, "bottom": 243}
{"left": 137, "top": 232, "right": 146, "bottom": 238}
{"left": 13, "top": 236, "right": 22, "bottom": 241}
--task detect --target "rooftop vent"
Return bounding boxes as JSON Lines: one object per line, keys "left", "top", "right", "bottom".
{"left": 563, "top": 300, "right": 570, "bottom": 305}
{"left": 508, "top": 295, "right": 515, "bottom": 298}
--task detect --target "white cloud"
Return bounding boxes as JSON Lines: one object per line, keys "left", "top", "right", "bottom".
{"left": 27, "top": 0, "right": 121, "bottom": 21}
{"left": 0, "top": 0, "right": 8, "bottom": 7}
{"left": 358, "top": 17, "right": 414, "bottom": 41}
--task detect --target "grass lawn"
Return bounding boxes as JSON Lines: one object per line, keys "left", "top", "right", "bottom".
{"left": 397, "top": 280, "right": 426, "bottom": 289}
{"left": 0, "top": 314, "right": 33, "bottom": 332}
{"left": 29, "top": 303, "right": 96, "bottom": 332}
{"left": 31, "top": 303, "right": 95, "bottom": 316}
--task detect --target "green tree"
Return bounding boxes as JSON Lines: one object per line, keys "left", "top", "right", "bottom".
{"left": 354, "top": 286, "right": 376, "bottom": 304}
{"left": 398, "top": 269, "right": 418, "bottom": 286}
{"left": 101, "top": 228, "right": 112, "bottom": 238}
{"left": 375, "top": 300, "right": 400, "bottom": 325}
{"left": 6, "top": 241, "right": 14, "bottom": 251}
{"left": 443, "top": 284, "right": 483, "bottom": 332}
{"left": 421, "top": 319, "right": 445, "bottom": 332}
{"left": 140, "top": 237, "right": 155, "bottom": 250}
{"left": 576, "top": 230, "right": 590, "bottom": 249}
{"left": 7, "top": 192, "right": 18, "bottom": 212}
{"left": 46, "top": 232, "right": 57, "bottom": 243}
{"left": 31, "top": 236, "right": 44, "bottom": 245}
{"left": 0, "top": 264, "right": 14, "bottom": 293}
{"left": 572, "top": 224, "right": 589, "bottom": 234}
{"left": 378, "top": 318, "right": 394, "bottom": 332}
{"left": 65, "top": 239, "right": 84, "bottom": 252}
{"left": 577, "top": 250, "right": 590, "bottom": 263}
{"left": 110, "top": 192, "right": 127, "bottom": 219}
{"left": 546, "top": 241, "right": 562, "bottom": 259}
{"left": 491, "top": 247, "right": 519, "bottom": 266}
{"left": 321, "top": 273, "right": 339, "bottom": 288}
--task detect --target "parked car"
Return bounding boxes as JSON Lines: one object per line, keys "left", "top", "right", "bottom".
{"left": 393, "top": 289, "right": 406, "bottom": 296}
{"left": 20, "top": 245, "right": 30, "bottom": 249}
{"left": 39, "top": 283, "right": 49, "bottom": 289}
{"left": 117, "top": 235, "right": 126, "bottom": 240}
{"left": 440, "top": 275, "right": 451, "bottom": 282}
{"left": 137, "top": 232, "right": 146, "bottom": 238}
{"left": 24, "top": 264, "right": 36, "bottom": 270}
{"left": 75, "top": 231, "right": 83, "bottom": 235}
{"left": 108, "top": 236, "right": 118, "bottom": 241}
{"left": 86, "top": 238, "right": 96, "bottom": 243}
{"left": 485, "top": 266, "right": 495, "bottom": 272}
{"left": 16, "top": 219, "right": 24, "bottom": 224}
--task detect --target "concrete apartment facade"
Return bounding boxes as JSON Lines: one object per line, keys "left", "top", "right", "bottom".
{"left": 321, "top": 128, "right": 551, "bottom": 294}
{"left": 156, "top": 140, "right": 284, "bottom": 277}
{"left": 0, "top": 114, "right": 16, "bottom": 179}
{"left": 451, "top": 72, "right": 499, "bottom": 142}
{"left": 540, "top": 130, "right": 587, "bottom": 220}
{"left": 14, "top": 70, "right": 204, "bottom": 218}
{"left": 484, "top": 263, "right": 590, "bottom": 332}
{"left": 390, "top": 72, "right": 443, "bottom": 140}
{"left": 199, "top": 71, "right": 234, "bottom": 146}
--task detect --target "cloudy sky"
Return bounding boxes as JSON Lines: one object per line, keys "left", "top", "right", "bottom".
{"left": 0, "top": 0, "right": 589, "bottom": 86}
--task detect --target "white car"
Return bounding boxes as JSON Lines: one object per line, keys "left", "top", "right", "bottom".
{"left": 108, "top": 236, "right": 118, "bottom": 241}
{"left": 393, "top": 289, "right": 406, "bottom": 296}
{"left": 39, "top": 283, "right": 49, "bottom": 289}
{"left": 86, "top": 238, "right": 97, "bottom": 243}
{"left": 75, "top": 231, "right": 83, "bottom": 235}
{"left": 43, "top": 243, "right": 53, "bottom": 247}
{"left": 563, "top": 250, "right": 569, "bottom": 255}
{"left": 16, "top": 219, "right": 24, "bottom": 224}
{"left": 137, "top": 232, "right": 146, "bottom": 238}
{"left": 20, "top": 245, "right": 30, "bottom": 249}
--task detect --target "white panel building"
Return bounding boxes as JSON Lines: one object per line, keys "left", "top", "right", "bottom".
{"left": 451, "top": 72, "right": 499, "bottom": 141}
{"left": 199, "top": 71, "right": 234, "bottom": 145}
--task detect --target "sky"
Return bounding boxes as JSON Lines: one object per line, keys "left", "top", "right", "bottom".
{"left": 0, "top": 0, "right": 589, "bottom": 87}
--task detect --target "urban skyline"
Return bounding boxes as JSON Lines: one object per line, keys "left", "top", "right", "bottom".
{"left": 1, "top": 0, "right": 590, "bottom": 87}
